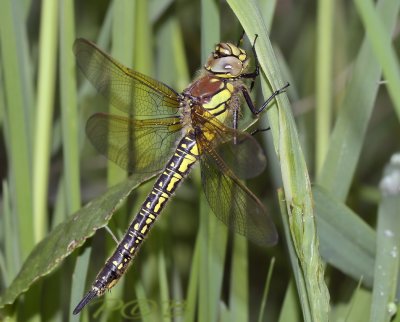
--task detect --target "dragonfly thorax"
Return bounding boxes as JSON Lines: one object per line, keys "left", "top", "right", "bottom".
{"left": 204, "top": 42, "right": 249, "bottom": 78}
{"left": 182, "top": 74, "right": 238, "bottom": 125}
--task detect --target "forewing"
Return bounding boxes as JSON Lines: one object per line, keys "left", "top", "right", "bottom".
{"left": 199, "top": 148, "right": 278, "bottom": 246}
{"left": 86, "top": 113, "right": 183, "bottom": 173}
{"left": 74, "top": 38, "right": 180, "bottom": 117}
{"left": 192, "top": 108, "right": 266, "bottom": 179}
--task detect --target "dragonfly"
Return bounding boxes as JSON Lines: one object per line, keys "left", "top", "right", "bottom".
{"left": 73, "top": 35, "right": 288, "bottom": 314}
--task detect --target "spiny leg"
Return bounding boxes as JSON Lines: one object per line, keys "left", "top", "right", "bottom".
{"left": 242, "top": 82, "right": 290, "bottom": 116}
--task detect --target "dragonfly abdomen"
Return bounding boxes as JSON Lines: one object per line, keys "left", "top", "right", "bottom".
{"left": 73, "top": 134, "right": 199, "bottom": 314}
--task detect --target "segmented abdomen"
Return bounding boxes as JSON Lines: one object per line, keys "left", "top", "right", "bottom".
{"left": 91, "top": 133, "right": 199, "bottom": 295}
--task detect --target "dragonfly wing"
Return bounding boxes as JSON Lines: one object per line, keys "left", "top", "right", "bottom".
{"left": 86, "top": 113, "right": 183, "bottom": 173}
{"left": 192, "top": 109, "right": 266, "bottom": 179}
{"left": 199, "top": 148, "right": 278, "bottom": 246}
{"left": 74, "top": 38, "right": 180, "bottom": 117}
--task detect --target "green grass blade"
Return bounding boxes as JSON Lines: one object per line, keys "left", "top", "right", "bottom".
{"left": 107, "top": 0, "right": 136, "bottom": 186}
{"left": 329, "top": 284, "right": 372, "bottom": 321}
{"left": 354, "top": 0, "right": 400, "bottom": 118}
{"left": 318, "top": 0, "right": 400, "bottom": 200}
{"left": 135, "top": 282, "right": 154, "bottom": 322}
{"left": 278, "top": 189, "right": 311, "bottom": 321}
{"left": 315, "top": 0, "right": 334, "bottom": 173}
{"left": 278, "top": 280, "right": 301, "bottom": 322}
{"left": 183, "top": 236, "right": 200, "bottom": 322}
{"left": 257, "top": 257, "right": 275, "bottom": 322}
{"left": 158, "top": 249, "right": 171, "bottom": 322}
{"left": 257, "top": 0, "right": 277, "bottom": 28}
{"left": 198, "top": 195, "right": 228, "bottom": 322}
{"left": 59, "top": 0, "right": 81, "bottom": 215}
{"left": 32, "top": 0, "right": 59, "bottom": 241}
{"left": 229, "top": 236, "right": 248, "bottom": 322}
{"left": 0, "top": 0, "right": 34, "bottom": 259}
{"left": 370, "top": 154, "right": 400, "bottom": 321}
{"left": 227, "top": 1, "right": 330, "bottom": 320}
{"left": 2, "top": 181, "right": 20, "bottom": 285}
{"left": 313, "top": 185, "right": 376, "bottom": 286}
{"left": 70, "top": 245, "right": 92, "bottom": 322}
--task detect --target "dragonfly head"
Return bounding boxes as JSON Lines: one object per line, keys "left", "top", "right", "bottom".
{"left": 204, "top": 42, "right": 249, "bottom": 78}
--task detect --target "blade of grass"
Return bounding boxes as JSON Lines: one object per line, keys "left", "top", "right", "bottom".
{"left": 183, "top": 235, "right": 200, "bottom": 322}
{"left": 329, "top": 281, "right": 371, "bottom": 321}
{"left": 59, "top": 0, "right": 81, "bottom": 215}
{"left": 135, "top": 282, "right": 155, "bottom": 322}
{"left": 71, "top": 245, "right": 92, "bottom": 322}
{"left": 315, "top": 0, "right": 334, "bottom": 174}
{"left": 278, "top": 189, "right": 311, "bottom": 321}
{"left": 257, "top": 257, "right": 275, "bottom": 322}
{"left": 198, "top": 194, "right": 228, "bottom": 322}
{"left": 0, "top": 0, "right": 34, "bottom": 259}
{"left": 229, "top": 235, "right": 248, "bottom": 322}
{"left": 313, "top": 185, "right": 376, "bottom": 287}
{"left": 33, "top": 0, "right": 59, "bottom": 241}
{"left": 107, "top": 0, "right": 136, "bottom": 186}
{"left": 257, "top": 0, "right": 277, "bottom": 28}
{"left": 227, "top": 1, "right": 330, "bottom": 320}
{"left": 2, "top": 180, "right": 20, "bottom": 285}
{"left": 318, "top": 0, "right": 400, "bottom": 200}
{"left": 370, "top": 154, "right": 400, "bottom": 322}
{"left": 354, "top": 0, "right": 400, "bottom": 118}
{"left": 278, "top": 280, "right": 301, "bottom": 322}
{"left": 158, "top": 249, "right": 171, "bottom": 322}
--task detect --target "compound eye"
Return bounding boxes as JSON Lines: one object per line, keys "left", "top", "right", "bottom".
{"left": 205, "top": 56, "right": 243, "bottom": 76}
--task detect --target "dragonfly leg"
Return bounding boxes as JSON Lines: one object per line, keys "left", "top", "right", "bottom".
{"left": 242, "top": 82, "right": 290, "bottom": 116}
{"left": 250, "top": 127, "right": 271, "bottom": 136}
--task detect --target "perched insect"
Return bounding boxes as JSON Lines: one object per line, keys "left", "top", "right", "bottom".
{"left": 73, "top": 35, "right": 288, "bottom": 314}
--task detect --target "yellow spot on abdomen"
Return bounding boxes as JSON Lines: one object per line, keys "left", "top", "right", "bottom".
{"left": 178, "top": 156, "right": 196, "bottom": 173}
{"left": 153, "top": 196, "right": 167, "bottom": 213}
{"left": 167, "top": 177, "right": 180, "bottom": 192}
{"left": 190, "top": 144, "right": 199, "bottom": 156}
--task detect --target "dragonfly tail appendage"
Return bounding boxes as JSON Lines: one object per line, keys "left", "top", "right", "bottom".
{"left": 73, "top": 289, "right": 98, "bottom": 315}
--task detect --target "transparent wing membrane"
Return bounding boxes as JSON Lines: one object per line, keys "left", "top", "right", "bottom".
{"left": 193, "top": 108, "right": 267, "bottom": 179}
{"left": 200, "top": 150, "right": 277, "bottom": 246}
{"left": 74, "top": 38, "right": 180, "bottom": 117}
{"left": 86, "top": 113, "right": 183, "bottom": 173}
{"left": 192, "top": 109, "right": 277, "bottom": 245}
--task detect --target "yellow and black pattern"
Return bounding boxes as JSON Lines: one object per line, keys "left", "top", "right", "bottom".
{"left": 73, "top": 134, "right": 199, "bottom": 313}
